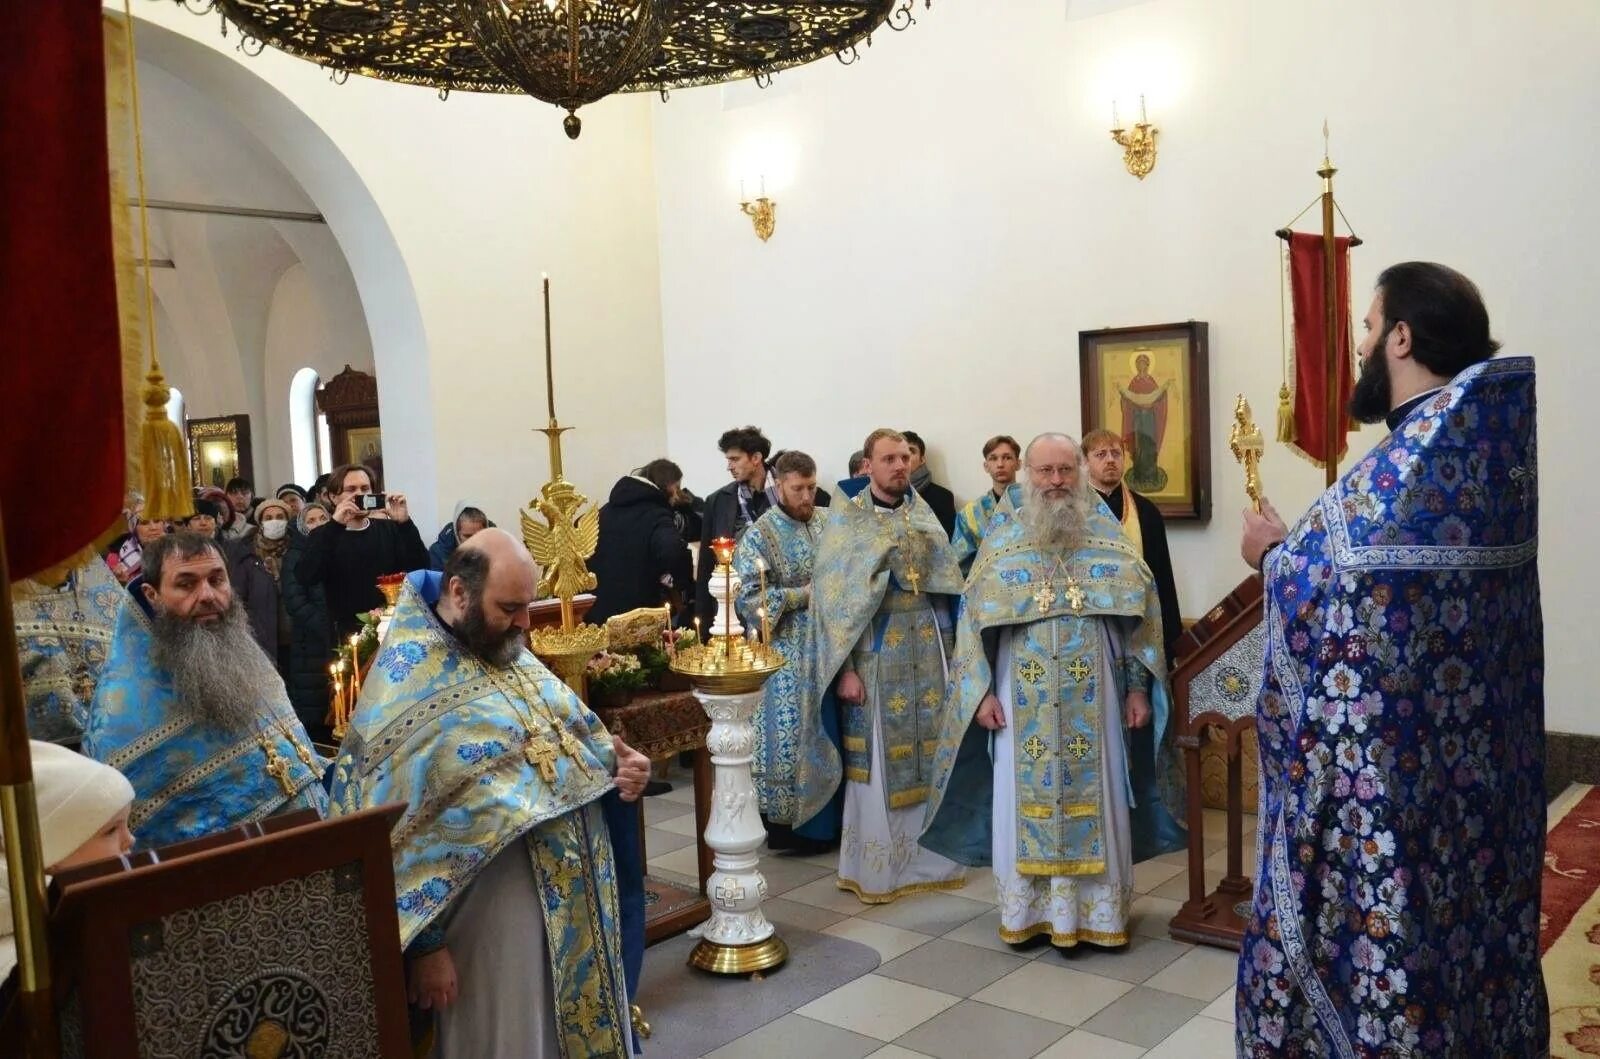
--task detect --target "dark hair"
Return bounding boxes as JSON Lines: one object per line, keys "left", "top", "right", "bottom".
{"left": 327, "top": 463, "right": 378, "bottom": 497}
{"left": 773, "top": 451, "right": 816, "bottom": 478}
{"left": 847, "top": 451, "right": 865, "bottom": 477}
{"left": 190, "top": 497, "right": 226, "bottom": 522}
{"left": 1376, "top": 261, "right": 1500, "bottom": 378}
{"left": 309, "top": 473, "right": 331, "bottom": 498}
{"left": 224, "top": 477, "right": 252, "bottom": 493}
{"left": 901, "top": 430, "right": 926, "bottom": 455}
{"left": 142, "top": 532, "right": 223, "bottom": 589}
{"left": 275, "top": 483, "right": 307, "bottom": 500}
{"left": 717, "top": 426, "right": 771, "bottom": 461}
{"left": 638, "top": 459, "right": 683, "bottom": 492}
{"left": 455, "top": 506, "right": 489, "bottom": 531}
{"left": 982, "top": 434, "right": 1020, "bottom": 459}
{"left": 442, "top": 542, "right": 491, "bottom": 603}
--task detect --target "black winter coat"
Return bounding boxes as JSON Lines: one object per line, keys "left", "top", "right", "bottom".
{"left": 589, "top": 476, "right": 693, "bottom": 625}
{"left": 280, "top": 532, "right": 334, "bottom": 728}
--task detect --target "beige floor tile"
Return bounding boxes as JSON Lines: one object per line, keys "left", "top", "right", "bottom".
{"left": 643, "top": 796, "right": 695, "bottom": 826}
{"left": 1141, "top": 946, "right": 1240, "bottom": 1001}
{"left": 1128, "top": 895, "right": 1183, "bottom": 940}
{"left": 1150, "top": 865, "right": 1224, "bottom": 903}
{"left": 654, "top": 810, "right": 703, "bottom": 837}
{"left": 701, "top": 1013, "right": 882, "bottom": 1059}
{"left": 655, "top": 783, "right": 698, "bottom": 806}
{"left": 1034, "top": 1030, "right": 1148, "bottom": 1058}
{"left": 970, "top": 961, "right": 1134, "bottom": 1026}
{"left": 939, "top": 909, "right": 1051, "bottom": 960}
{"left": 648, "top": 843, "right": 703, "bottom": 880}
{"left": 1140, "top": 1012, "right": 1236, "bottom": 1058}
{"left": 864, "top": 1047, "right": 936, "bottom": 1059}
{"left": 795, "top": 973, "right": 959, "bottom": 1041}
{"left": 1078, "top": 986, "right": 1206, "bottom": 1048}
{"left": 1131, "top": 858, "right": 1185, "bottom": 894}
{"left": 783, "top": 876, "right": 865, "bottom": 914}
{"left": 876, "top": 938, "right": 1030, "bottom": 997}
{"left": 1054, "top": 934, "right": 1191, "bottom": 984}
{"left": 1152, "top": 849, "right": 1189, "bottom": 867}
{"left": 1200, "top": 987, "right": 1236, "bottom": 1023}
{"left": 951, "top": 870, "right": 999, "bottom": 906}
{"left": 762, "top": 896, "right": 850, "bottom": 933}
{"left": 643, "top": 826, "right": 696, "bottom": 856}
{"left": 857, "top": 892, "right": 992, "bottom": 936}
{"left": 893, "top": 999, "right": 1070, "bottom": 1059}
{"left": 821, "top": 918, "right": 934, "bottom": 962}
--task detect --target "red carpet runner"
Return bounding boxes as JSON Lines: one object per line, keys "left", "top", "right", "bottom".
{"left": 1544, "top": 784, "right": 1600, "bottom": 1056}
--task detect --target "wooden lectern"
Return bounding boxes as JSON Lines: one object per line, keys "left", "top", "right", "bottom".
{"left": 6, "top": 805, "right": 410, "bottom": 1058}
{"left": 1167, "top": 575, "right": 1265, "bottom": 950}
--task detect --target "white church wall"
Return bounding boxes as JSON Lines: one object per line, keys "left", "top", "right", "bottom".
{"left": 133, "top": 8, "right": 669, "bottom": 537}
{"left": 651, "top": 0, "right": 1600, "bottom": 733}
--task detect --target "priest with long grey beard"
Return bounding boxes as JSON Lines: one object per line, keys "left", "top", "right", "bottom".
{"left": 84, "top": 532, "right": 327, "bottom": 849}
{"left": 922, "top": 433, "right": 1185, "bottom": 949}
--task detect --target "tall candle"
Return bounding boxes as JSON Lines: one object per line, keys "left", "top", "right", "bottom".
{"left": 542, "top": 273, "right": 556, "bottom": 421}
{"left": 349, "top": 634, "right": 362, "bottom": 698}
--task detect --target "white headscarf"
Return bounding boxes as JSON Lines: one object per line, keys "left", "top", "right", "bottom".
{"left": 0, "top": 742, "right": 135, "bottom": 978}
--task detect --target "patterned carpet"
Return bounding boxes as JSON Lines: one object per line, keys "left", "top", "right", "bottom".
{"left": 1545, "top": 784, "right": 1600, "bottom": 1057}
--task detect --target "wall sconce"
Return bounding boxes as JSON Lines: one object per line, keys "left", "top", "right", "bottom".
{"left": 739, "top": 177, "right": 776, "bottom": 242}
{"left": 1110, "top": 95, "right": 1159, "bottom": 180}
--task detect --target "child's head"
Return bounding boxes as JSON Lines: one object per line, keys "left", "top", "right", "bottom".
{"left": 2, "top": 742, "right": 136, "bottom": 977}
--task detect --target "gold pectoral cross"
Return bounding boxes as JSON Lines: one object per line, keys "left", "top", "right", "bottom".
{"left": 1063, "top": 576, "right": 1086, "bottom": 614}
{"left": 525, "top": 730, "right": 562, "bottom": 784}
{"left": 1033, "top": 581, "right": 1055, "bottom": 615}
{"left": 901, "top": 507, "right": 922, "bottom": 594}
{"left": 904, "top": 561, "right": 921, "bottom": 595}
{"left": 556, "top": 728, "right": 593, "bottom": 775}
{"left": 260, "top": 738, "right": 297, "bottom": 797}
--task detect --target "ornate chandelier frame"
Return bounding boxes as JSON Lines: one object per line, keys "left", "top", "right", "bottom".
{"left": 174, "top": 0, "right": 932, "bottom": 137}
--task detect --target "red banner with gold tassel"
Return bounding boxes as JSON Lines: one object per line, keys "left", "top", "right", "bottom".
{"left": 1283, "top": 231, "right": 1356, "bottom": 469}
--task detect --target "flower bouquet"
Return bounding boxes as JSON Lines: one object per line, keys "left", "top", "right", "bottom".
{"left": 585, "top": 650, "right": 646, "bottom": 708}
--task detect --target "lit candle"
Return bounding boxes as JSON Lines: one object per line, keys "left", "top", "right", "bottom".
{"left": 694, "top": 616, "right": 702, "bottom": 646}
{"left": 349, "top": 634, "right": 362, "bottom": 698}
{"left": 758, "top": 605, "right": 771, "bottom": 646}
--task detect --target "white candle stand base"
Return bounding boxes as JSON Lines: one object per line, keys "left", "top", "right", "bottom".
{"left": 685, "top": 687, "right": 788, "bottom": 976}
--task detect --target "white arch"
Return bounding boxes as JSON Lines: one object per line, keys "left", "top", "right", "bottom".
{"left": 288, "top": 367, "right": 320, "bottom": 485}
{"left": 130, "top": 14, "right": 437, "bottom": 528}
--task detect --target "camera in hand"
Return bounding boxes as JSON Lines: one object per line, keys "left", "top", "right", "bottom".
{"left": 357, "top": 493, "right": 387, "bottom": 512}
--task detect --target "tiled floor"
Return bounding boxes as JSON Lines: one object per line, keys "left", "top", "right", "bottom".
{"left": 642, "top": 774, "right": 1248, "bottom": 1058}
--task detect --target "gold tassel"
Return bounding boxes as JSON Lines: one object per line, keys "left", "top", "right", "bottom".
{"left": 118, "top": 2, "right": 193, "bottom": 522}
{"left": 140, "top": 361, "right": 193, "bottom": 521}
{"left": 1276, "top": 382, "right": 1296, "bottom": 444}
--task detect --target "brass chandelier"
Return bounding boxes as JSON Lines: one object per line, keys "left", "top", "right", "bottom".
{"left": 181, "top": 0, "right": 932, "bottom": 138}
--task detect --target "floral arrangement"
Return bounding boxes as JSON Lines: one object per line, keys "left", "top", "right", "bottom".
{"left": 585, "top": 650, "right": 646, "bottom": 695}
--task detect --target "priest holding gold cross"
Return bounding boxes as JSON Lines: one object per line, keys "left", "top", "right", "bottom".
{"left": 922, "top": 432, "right": 1186, "bottom": 951}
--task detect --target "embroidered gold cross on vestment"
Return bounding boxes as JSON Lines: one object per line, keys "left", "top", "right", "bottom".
{"left": 1022, "top": 735, "right": 1049, "bottom": 761}
{"left": 1065, "top": 733, "right": 1092, "bottom": 760}
{"left": 1064, "top": 658, "right": 1093, "bottom": 682}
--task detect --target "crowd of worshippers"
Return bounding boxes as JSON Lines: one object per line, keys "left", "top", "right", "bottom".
{"left": 5, "top": 262, "right": 1552, "bottom": 1058}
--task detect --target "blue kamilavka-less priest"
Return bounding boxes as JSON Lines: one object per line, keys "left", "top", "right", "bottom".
{"left": 1236, "top": 263, "right": 1548, "bottom": 1055}
{"left": 794, "top": 428, "right": 965, "bottom": 902}
{"left": 84, "top": 533, "right": 327, "bottom": 848}
{"left": 922, "top": 434, "right": 1185, "bottom": 948}
{"left": 330, "top": 529, "right": 651, "bottom": 1059}
{"left": 731, "top": 450, "right": 844, "bottom": 854}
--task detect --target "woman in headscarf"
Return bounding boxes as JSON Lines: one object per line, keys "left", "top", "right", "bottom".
{"left": 225, "top": 497, "right": 292, "bottom": 666}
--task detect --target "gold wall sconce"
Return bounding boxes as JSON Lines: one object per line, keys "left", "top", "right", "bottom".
{"left": 739, "top": 177, "right": 776, "bottom": 242}
{"left": 1111, "top": 95, "right": 1159, "bottom": 180}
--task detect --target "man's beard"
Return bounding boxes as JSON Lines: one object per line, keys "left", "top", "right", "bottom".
{"left": 149, "top": 599, "right": 283, "bottom": 733}
{"left": 1020, "top": 479, "right": 1091, "bottom": 550}
{"left": 1348, "top": 330, "right": 1394, "bottom": 424}
{"left": 453, "top": 596, "right": 525, "bottom": 669}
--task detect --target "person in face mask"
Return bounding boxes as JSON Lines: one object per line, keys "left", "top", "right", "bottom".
{"left": 222, "top": 498, "right": 293, "bottom": 667}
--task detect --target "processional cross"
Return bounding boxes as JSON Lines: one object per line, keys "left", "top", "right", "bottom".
{"left": 1230, "top": 395, "right": 1266, "bottom": 513}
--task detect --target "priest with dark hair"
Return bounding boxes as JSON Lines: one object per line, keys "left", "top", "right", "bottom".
{"left": 1082, "top": 428, "right": 1181, "bottom": 666}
